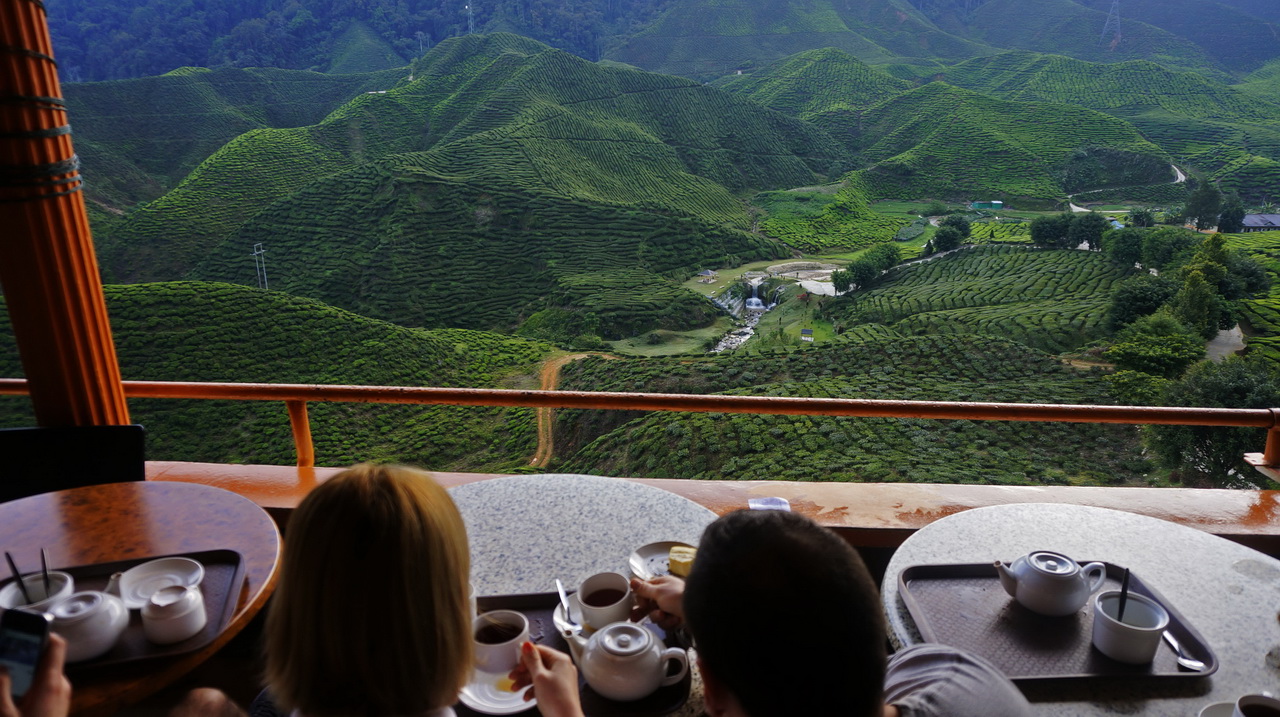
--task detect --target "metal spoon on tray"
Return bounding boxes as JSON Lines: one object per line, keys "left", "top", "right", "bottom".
{"left": 1162, "top": 631, "right": 1206, "bottom": 672}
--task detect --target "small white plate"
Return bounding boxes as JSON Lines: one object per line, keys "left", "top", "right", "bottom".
{"left": 628, "top": 541, "right": 694, "bottom": 580}
{"left": 1198, "top": 702, "right": 1235, "bottom": 717}
{"left": 118, "top": 557, "right": 204, "bottom": 610}
{"left": 457, "top": 669, "right": 536, "bottom": 715}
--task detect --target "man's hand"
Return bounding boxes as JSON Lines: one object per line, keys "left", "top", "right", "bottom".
{"left": 0, "top": 634, "right": 71, "bottom": 717}
{"left": 508, "top": 642, "right": 582, "bottom": 717}
{"left": 630, "top": 576, "right": 685, "bottom": 630}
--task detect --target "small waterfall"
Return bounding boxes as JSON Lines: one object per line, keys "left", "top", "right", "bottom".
{"left": 744, "top": 281, "right": 765, "bottom": 311}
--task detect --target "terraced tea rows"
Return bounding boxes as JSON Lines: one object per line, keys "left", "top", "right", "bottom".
{"left": 555, "top": 334, "right": 1143, "bottom": 484}
{"left": 834, "top": 246, "right": 1130, "bottom": 352}
{"left": 0, "top": 283, "right": 553, "bottom": 470}
{"left": 969, "top": 221, "right": 1032, "bottom": 243}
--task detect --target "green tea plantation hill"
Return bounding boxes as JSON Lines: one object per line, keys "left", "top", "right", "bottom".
{"left": 711, "top": 52, "right": 1173, "bottom": 202}
{"left": 832, "top": 245, "right": 1131, "bottom": 353}
{"left": 942, "top": 52, "right": 1280, "bottom": 201}
{"left": 100, "top": 33, "right": 857, "bottom": 335}
{"left": 605, "top": 0, "right": 989, "bottom": 81}
{"left": 840, "top": 83, "right": 1171, "bottom": 203}
{"left": 552, "top": 333, "right": 1144, "bottom": 485}
{"left": 0, "top": 282, "right": 555, "bottom": 471}
{"left": 709, "top": 48, "right": 913, "bottom": 122}
{"left": 67, "top": 65, "right": 407, "bottom": 210}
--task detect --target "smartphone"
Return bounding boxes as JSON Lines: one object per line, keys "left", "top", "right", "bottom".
{"left": 0, "top": 609, "right": 51, "bottom": 700}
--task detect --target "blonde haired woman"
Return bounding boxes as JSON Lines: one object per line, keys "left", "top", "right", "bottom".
{"left": 175, "top": 464, "right": 475, "bottom": 717}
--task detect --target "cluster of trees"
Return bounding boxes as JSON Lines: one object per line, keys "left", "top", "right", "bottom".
{"left": 922, "top": 215, "right": 970, "bottom": 254}
{"left": 49, "top": 0, "right": 674, "bottom": 81}
{"left": 1160, "top": 183, "right": 1246, "bottom": 232}
{"left": 1029, "top": 211, "right": 1112, "bottom": 250}
{"left": 831, "top": 244, "right": 902, "bottom": 294}
{"left": 1098, "top": 229, "right": 1276, "bottom": 485}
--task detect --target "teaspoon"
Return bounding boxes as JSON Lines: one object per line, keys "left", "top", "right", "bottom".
{"left": 1162, "top": 631, "right": 1206, "bottom": 672}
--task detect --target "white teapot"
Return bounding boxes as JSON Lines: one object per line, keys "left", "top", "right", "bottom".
{"left": 563, "top": 622, "right": 688, "bottom": 701}
{"left": 995, "top": 551, "right": 1106, "bottom": 617}
{"left": 49, "top": 591, "right": 128, "bottom": 663}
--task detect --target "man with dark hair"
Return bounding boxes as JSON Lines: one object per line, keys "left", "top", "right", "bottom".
{"left": 681, "top": 508, "right": 887, "bottom": 716}
{"left": 519, "top": 510, "right": 1030, "bottom": 717}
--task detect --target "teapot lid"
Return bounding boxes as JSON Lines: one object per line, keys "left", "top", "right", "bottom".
{"left": 1029, "top": 551, "right": 1078, "bottom": 577}
{"left": 599, "top": 622, "right": 651, "bottom": 657}
{"left": 50, "top": 591, "right": 104, "bottom": 625}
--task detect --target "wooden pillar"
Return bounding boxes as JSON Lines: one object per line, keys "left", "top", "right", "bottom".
{"left": 0, "top": 0, "right": 129, "bottom": 426}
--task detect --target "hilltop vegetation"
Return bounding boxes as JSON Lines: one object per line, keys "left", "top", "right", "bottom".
{"left": 0, "top": 283, "right": 554, "bottom": 470}
{"left": 554, "top": 334, "right": 1144, "bottom": 484}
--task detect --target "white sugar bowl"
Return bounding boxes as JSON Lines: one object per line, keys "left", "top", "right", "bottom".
{"left": 50, "top": 591, "right": 128, "bottom": 663}
{"left": 142, "top": 585, "right": 206, "bottom": 644}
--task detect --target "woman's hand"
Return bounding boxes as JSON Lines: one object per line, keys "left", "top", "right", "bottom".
{"left": 0, "top": 634, "right": 71, "bottom": 717}
{"left": 630, "top": 576, "right": 685, "bottom": 630}
{"left": 508, "top": 642, "right": 581, "bottom": 717}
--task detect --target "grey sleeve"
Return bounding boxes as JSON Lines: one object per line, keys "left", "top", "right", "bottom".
{"left": 883, "top": 644, "right": 1032, "bottom": 717}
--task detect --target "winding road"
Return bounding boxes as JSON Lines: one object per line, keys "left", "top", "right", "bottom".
{"left": 528, "top": 352, "right": 613, "bottom": 468}
{"left": 1069, "top": 164, "right": 1186, "bottom": 213}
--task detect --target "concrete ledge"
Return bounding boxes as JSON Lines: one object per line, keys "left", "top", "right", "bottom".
{"left": 147, "top": 462, "right": 1280, "bottom": 558}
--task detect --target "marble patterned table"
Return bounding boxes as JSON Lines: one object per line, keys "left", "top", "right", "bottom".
{"left": 882, "top": 503, "right": 1280, "bottom": 715}
{"left": 449, "top": 473, "right": 718, "bottom": 716}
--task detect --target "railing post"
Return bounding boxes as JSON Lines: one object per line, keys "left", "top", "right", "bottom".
{"left": 1264, "top": 416, "right": 1280, "bottom": 469}
{"left": 286, "top": 400, "right": 315, "bottom": 468}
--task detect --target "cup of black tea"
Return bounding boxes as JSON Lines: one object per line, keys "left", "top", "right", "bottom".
{"left": 577, "top": 572, "right": 632, "bottom": 630}
{"left": 473, "top": 609, "right": 529, "bottom": 674}
{"left": 1235, "top": 695, "right": 1280, "bottom": 717}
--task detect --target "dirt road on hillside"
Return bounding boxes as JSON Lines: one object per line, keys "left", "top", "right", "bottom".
{"left": 529, "top": 353, "right": 613, "bottom": 468}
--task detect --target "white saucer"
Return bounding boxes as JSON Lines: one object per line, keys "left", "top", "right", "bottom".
{"left": 118, "top": 557, "right": 204, "bottom": 610}
{"left": 1198, "top": 702, "right": 1235, "bottom": 717}
{"left": 457, "top": 669, "right": 536, "bottom": 715}
{"left": 628, "top": 541, "right": 694, "bottom": 580}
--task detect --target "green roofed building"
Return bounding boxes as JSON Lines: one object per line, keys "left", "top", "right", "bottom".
{"left": 971, "top": 200, "right": 1005, "bottom": 210}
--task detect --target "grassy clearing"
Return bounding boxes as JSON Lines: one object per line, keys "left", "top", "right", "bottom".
{"left": 607, "top": 317, "right": 736, "bottom": 356}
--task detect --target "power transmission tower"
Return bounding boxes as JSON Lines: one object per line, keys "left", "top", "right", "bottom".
{"left": 1100, "top": 0, "right": 1121, "bottom": 49}
{"left": 251, "top": 243, "right": 268, "bottom": 290}
{"left": 466, "top": 3, "right": 475, "bottom": 34}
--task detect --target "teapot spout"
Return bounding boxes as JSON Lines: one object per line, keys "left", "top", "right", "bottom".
{"left": 994, "top": 561, "right": 1018, "bottom": 597}
{"left": 563, "top": 628, "right": 587, "bottom": 663}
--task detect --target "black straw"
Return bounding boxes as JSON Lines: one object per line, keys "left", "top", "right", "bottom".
{"left": 40, "top": 549, "right": 50, "bottom": 595}
{"left": 4, "top": 552, "right": 32, "bottom": 605}
{"left": 1117, "top": 567, "right": 1131, "bottom": 622}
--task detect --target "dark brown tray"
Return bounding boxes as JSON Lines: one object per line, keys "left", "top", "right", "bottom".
{"left": 455, "top": 592, "right": 691, "bottom": 717}
{"left": 898, "top": 562, "right": 1218, "bottom": 683}
{"left": 1, "top": 549, "right": 246, "bottom": 671}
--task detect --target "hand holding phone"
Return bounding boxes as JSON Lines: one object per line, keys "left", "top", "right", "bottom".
{"left": 0, "top": 610, "right": 69, "bottom": 717}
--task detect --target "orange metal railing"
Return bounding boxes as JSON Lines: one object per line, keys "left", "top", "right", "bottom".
{"left": 2, "top": 378, "right": 1278, "bottom": 471}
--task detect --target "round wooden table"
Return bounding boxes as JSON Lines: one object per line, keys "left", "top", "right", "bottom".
{"left": 0, "top": 481, "right": 281, "bottom": 716}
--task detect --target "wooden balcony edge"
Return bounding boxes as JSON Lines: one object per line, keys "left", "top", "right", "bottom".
{"left": 146, "top": 462, "right": 1280, "bottom": 555}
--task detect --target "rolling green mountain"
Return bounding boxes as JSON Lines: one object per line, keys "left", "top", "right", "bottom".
{"left": 554, "top": 333, "right": 1144, "bottom": 484}
{"left": 605, "top": 0, "right": 991, "bottom": 81}
{"left": 941, "top": 51, "right": 1280, "bottom": 200}
{"left": 66, "top": 65, "right": 406, "bottom": 209}
{"left": 0, "top": 283, "right": 554, "bottom": 470}
{"left": 841, "top": 83, "right": 1171, "bottom": 202}
{"left": 709, "top": 47, "right": 912, "bottom": 121}
{"left": 1073, "top": 0, "right": 1280, "bottom": 74}
{"left": 95, "top": 34, "right": 856, "bottom": 334}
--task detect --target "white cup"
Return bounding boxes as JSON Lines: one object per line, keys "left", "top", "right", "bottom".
{"left": 473, "top": 610, "right": 528, "bottom": 674}
{"left": 1091, "top": 591, "right": 1168, "bottom": 664}
{"left": 577, "top": 572, "right": 633, "bottom": 630}
{"left": 1235, "top": 694, "right": 1280, "bottom": 717}
{"left": 142, "top": 585, "right": 207, "bottom": 644}
{"left": 0, "top": 572, "right": 74, "bottom": 614}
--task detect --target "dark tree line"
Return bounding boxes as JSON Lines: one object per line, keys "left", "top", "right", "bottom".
{"left": 49, "top": 0, "right": 673, "bottom": 81}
